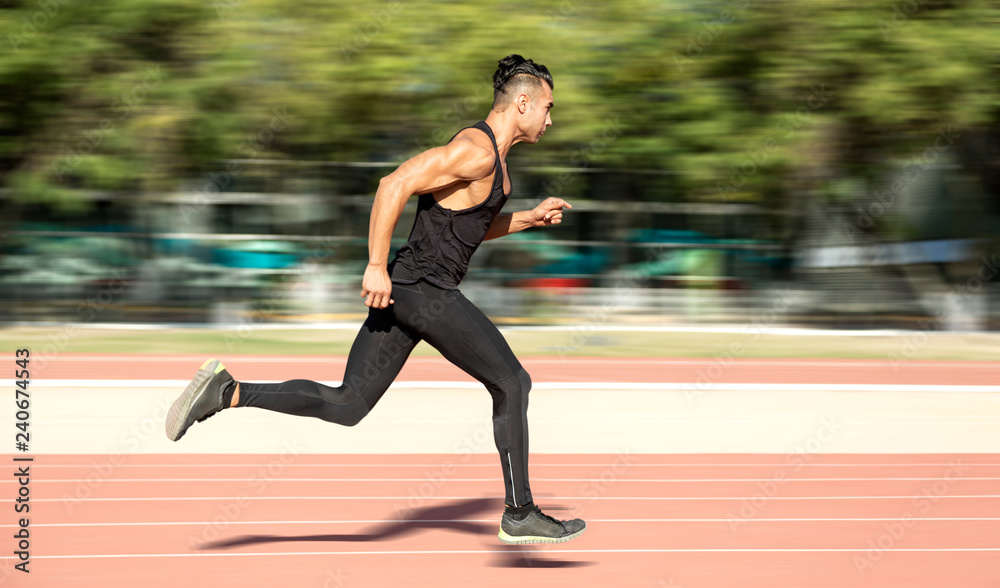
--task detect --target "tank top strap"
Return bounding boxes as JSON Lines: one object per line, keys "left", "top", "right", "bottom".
{"left": 472, "top": 121, "right": 503, "bottom": 193}
{"left": 471, "top": 121, "right": 500, "bottom": 156}
{"left": 446, "top": 120, "right": 498, "bottom": 150}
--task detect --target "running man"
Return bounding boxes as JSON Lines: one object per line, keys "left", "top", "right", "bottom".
{"left": 166, "top": 54, "right": 585, "bottom": 545}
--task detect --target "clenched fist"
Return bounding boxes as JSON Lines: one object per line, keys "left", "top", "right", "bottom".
{"left": 360, "top": 263, "right": 394, "bottom": 308}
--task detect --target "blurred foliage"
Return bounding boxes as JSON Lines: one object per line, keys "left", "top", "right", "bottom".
{"left": 1, "top": 0, "right": 998, "bottom": 209}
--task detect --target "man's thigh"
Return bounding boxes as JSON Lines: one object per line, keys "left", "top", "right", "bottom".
{"left": 416, "top": 287, "right": 521, "bottom": 385}
{"left": 342, "top": 300, "right": 421, "bottom": 407}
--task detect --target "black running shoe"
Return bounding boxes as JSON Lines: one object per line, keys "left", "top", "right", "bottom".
{"left": 165, "top": 359, "right": 234, "bottom": 441}
{"left": 498, "top": 506, "right": 586, "bottom": 545}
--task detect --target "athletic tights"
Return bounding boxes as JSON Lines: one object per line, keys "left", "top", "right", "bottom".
{"left": 237, "top": 279, "right": 533, "bottom": 508}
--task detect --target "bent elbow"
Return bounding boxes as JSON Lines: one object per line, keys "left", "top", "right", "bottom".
{"left": 377, "top": 174, "right": 410, "bottom": 200}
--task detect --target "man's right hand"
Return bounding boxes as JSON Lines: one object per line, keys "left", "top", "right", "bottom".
{"left": 361, "top": 263, "right": 394, "bottom": 308}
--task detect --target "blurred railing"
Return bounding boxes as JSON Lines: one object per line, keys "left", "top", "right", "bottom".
{"left": 2, "top": 223, "right": 996, "bottom": 329}
{"left": 2, "top": 155, "right": 998, "bottom": 330}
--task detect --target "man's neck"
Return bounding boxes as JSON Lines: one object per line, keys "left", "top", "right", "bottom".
{"left": 483, "top": 111, "right": 518, "bottom": 157}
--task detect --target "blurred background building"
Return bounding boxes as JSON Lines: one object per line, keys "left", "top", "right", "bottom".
{"left": 1, "top": 0, "right": 998, "bottom": 329}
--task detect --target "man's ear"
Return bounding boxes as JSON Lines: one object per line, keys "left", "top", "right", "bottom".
{"left": 517, "top": 93, "right": 529, "bottom": 114}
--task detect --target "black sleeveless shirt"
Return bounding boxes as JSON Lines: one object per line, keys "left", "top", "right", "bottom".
{"left": 388, "top": 121, "right": 511, "bottom": 290}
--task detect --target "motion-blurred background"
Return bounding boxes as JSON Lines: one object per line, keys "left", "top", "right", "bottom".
{"left": 2, "top": 0, "right": 998, "bottom": 330}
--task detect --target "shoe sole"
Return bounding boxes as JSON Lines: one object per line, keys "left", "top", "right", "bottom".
{"left": 165, "top": 359, "right": 223, "bottom": 442}
{"left": 497, "top": 526, "right": 586, "bottom": 545}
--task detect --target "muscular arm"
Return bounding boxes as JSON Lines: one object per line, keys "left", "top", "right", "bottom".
{"left": 483, "top": 197, "right": 573, "bottom": 241}
{"left": 361, "top": 136, "right": 496, "bottom": 308}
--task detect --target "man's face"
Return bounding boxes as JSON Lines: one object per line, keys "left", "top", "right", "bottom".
{"left": 526, "top": 83, "right": 553, "bottom": 144}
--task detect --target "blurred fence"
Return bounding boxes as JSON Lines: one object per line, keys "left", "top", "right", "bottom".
{"left": 1, "top": 159, "right": 998, "bottom": 330}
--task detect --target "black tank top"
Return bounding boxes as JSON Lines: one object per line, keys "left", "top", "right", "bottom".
{"left": 388, "top": 121, "right": 511, "bottom": 289}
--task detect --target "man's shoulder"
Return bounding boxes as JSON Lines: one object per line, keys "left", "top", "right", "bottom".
{"left": 450, "top": 126, "right": 495, "bottom": 154}
{"left": 443, "top": 128, "right": 496, "bottom": 174}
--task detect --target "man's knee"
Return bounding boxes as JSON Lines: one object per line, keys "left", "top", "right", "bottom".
{"left": 338, "top": 401, "right": 370, "bottom": 427}
{"left": 487, "top": 367, "right": 531, "bottom": 401}
{"left": 321, "top": 387, "right": 371, "bottom": 426}
{"left": 516, "top": 368, "right": 531, "bottom": 396}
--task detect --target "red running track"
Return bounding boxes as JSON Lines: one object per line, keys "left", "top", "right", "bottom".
{"left": 3, "top": 453, "right": 999, "bottom": 587}
{"left": 6, "top": 357, "right": 999, "bottom": 586}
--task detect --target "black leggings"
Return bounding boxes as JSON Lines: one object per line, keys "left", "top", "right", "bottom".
{"left": 237, "top": 280, "right": 533, "bottom": 508}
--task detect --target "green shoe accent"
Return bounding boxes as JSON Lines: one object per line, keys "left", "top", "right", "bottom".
{"left": 198, "top": 358, "right": 226, "bottom": 373}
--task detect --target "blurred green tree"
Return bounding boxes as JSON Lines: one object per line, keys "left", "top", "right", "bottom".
{"left": 0, "top": 0, "right": 996, "bottom": 224}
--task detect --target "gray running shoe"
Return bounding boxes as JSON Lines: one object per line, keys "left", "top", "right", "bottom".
{"left": 165, "top": 359, "right": 233, "bottom": 441}
{"left": 498, "top": 506, "right": 586, "bottom": 545}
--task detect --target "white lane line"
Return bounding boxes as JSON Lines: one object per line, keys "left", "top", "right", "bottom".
{"left": 15, "top": 477, "right": 1000, "bottom": 483}
{"left": 9, "top": 379, "right": 1000, "bottom": 392}
{"left": 8, "top": 517, "right": 1000, "bottom": 528}
{"left": 20, "top": 356, "right": 1000, "bottom": 369}
{"left": 35, "top": 417, "right": 1000, "bottom": 425}
{"left": 29, "top": 495, "right": 1000, "bottom": 502}
{"left": 3, "top": 548, "right": 1000, "bottom": 561}
{"left": 26, "top": 463, "right": 1000, "bottom": 468}
{"left": 526, "top": 360, "right": 1000, "bottom": 368}
{"left": 503, "top": 324, "right": 1000, "bottom": 337}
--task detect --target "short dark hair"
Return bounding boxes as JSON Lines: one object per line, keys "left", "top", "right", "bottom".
{"left": 492, "top": 54, "right": 553, "bottom": 112}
